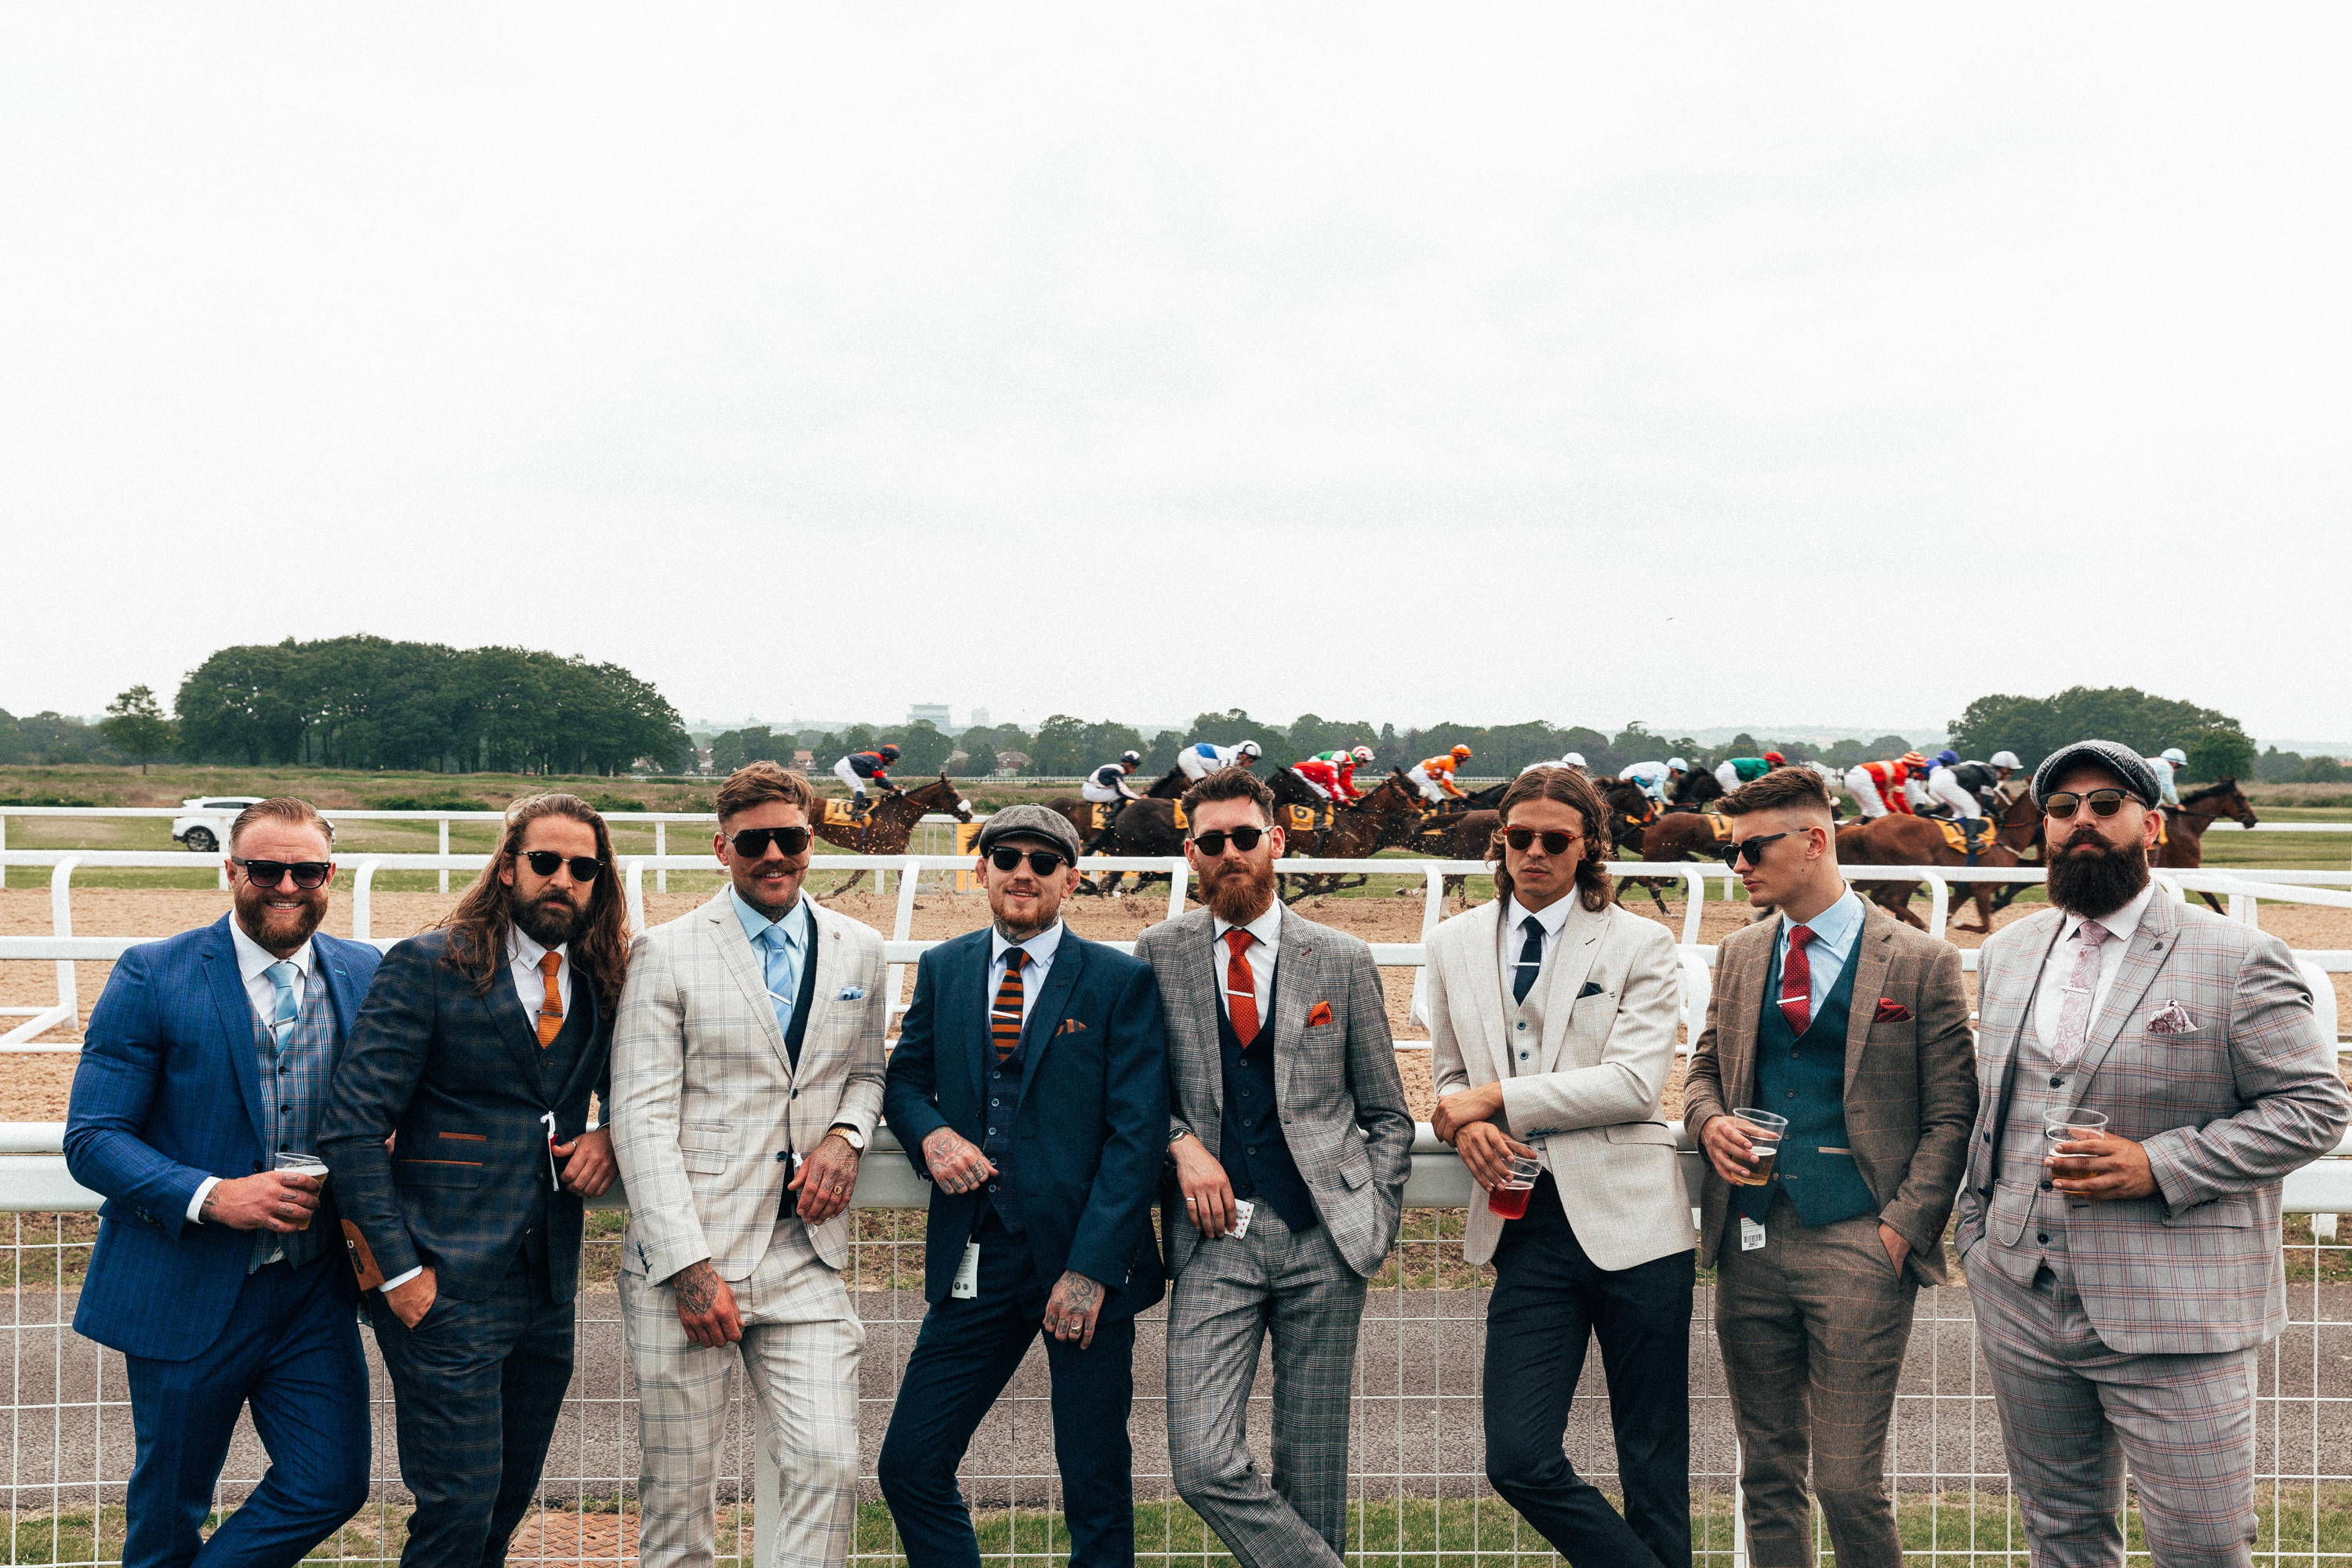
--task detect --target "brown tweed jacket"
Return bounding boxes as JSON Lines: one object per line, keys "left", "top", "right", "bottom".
{"left": 1683, "top": 899, "right": 1977, "bottom": 1283}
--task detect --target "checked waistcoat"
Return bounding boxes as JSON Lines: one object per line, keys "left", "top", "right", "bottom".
{"left": 246, "top": 976, "right": 340, "bottom": 1272}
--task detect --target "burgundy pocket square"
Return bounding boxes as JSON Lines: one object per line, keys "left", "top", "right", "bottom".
{"left": 1873, "top": 998, "right": 1913, "bottom": 1024}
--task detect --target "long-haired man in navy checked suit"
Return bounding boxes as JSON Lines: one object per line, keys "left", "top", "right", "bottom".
{"left": 878, "top": 804, "right": 1170, "bottom": 1568}
{"left": 322, "top": 793, "right": 623, "bottom": 1568}
{"left": 66, "top": 798, "right": 379, "bottom": 1568}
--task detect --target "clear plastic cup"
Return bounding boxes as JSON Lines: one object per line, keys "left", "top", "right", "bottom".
{"left": 1728, "top": 1109, "right": 1790, "bottom": 1187}
{"left": 1487, "top": 1153, "right": 1542, "bottom": 1219}
{"left": 274, "top": 1151, "right": 328, "bottom": 1230}
{"left": 2043, "top": 1109, "right": 2109, "bottom": 1163}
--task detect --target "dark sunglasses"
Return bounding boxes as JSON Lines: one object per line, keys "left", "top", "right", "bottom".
{"left": 520, "top": 850, "right": 604, "bottom": 880}
{"left": 1502, "top": 827, "right": 1582, "bottom": 856}
{"left": 1189, "top": 826, "right": 1268, "bottom": 857}
{"left": 728, "top": 826, "right": 813, "bottom": 858}
{"left": 2044, "top": 789, "right": 2129, "bottom": 820}
{"left": 1717, "top": 831, "right": 1793, "bottom": 869}
{"left": 234, "top": 858, "right": 332, "bottom": 890}
{"left": 988, "top": 847, "right": 1068, "bottom": 877}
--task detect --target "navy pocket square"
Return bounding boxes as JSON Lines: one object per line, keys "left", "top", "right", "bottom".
{"left": 1577, "top": 981, "right": 1605, "bottom": 999}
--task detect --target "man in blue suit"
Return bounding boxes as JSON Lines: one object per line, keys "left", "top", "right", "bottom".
{"left": 66, "top": 798, "right": 379, "bottom": 1568}
{"left": 878, "top": 804, "right": 1169, "bottom": 1568}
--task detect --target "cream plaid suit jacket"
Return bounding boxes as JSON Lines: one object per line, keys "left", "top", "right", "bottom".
{"left": 611, "top": 891, "right": 887, "bottom": 1283}
{"left": 1954, "top": 894, "right": 2350, "bottom": 1354}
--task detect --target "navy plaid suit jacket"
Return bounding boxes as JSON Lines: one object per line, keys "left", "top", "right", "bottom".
{"left": 64, "top": 916, "right": 379, "bottom": 1361}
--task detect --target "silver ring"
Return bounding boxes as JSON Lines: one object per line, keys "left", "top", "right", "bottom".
{"left": 1185, "top": 1196, "right": 1197, "bottom": 1206}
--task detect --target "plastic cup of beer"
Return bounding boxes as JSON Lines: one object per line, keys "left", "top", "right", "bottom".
{"left": 1729, "top": 1109, "right": 1788, "bottom": 1186}
{"left": 2043, "top": 1109, "right": 2108, "bottom": 1164}
{"left": 275, "top": 1151, "right": 328, "bottom": 1228}
{"left": 1486, "top": 1153, "right": 1542, "bottom": 1219}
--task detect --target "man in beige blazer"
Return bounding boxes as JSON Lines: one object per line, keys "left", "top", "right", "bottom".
{"left": 1429, "top": 768, "right": 1693, "bottom": 1568}
{"left": 1682, "top": 765, "right": 1976, "bottom": 1568}
{"left": 612, "top": 763, "right": 888, "bottom": 1568}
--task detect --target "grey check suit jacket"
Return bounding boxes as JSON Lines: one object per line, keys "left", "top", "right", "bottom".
{"left": 611, "top": 893, "right": 887, "bottom": 1283}
{"left": 1682, "top": 903, "right": 1977, "bottom": 1283}
{"left": 1138, "top": 906, "right": 1414, "bottom": 1279}
{"left": 1954, "top": 895, "right": 2350, "bottom": 1353}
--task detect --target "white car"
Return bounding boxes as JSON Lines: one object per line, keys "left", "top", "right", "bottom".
{"left": 172, "top": 797, "right": 264, "bottom": 855}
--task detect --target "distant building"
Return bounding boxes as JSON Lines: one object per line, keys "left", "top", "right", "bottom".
{"left": 793, "top": 749, "right": 814, "bottom": 769}
{"left": 993, "top": 750, "right": 1031, "bottom": 778}
{"left": 909, "top": 704, "right": 951, "bottom": 728}
{"left": 968, "top": 707, "right": 990, "bottom": 729}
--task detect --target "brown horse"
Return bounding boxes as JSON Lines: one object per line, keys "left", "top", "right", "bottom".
{"left": 811, "top": 775, "right": 975, "bottom": 895}
{"left": 1269, "top": 769, "right": 1428, "bottom": 899}
{"left": 1047, "top": 794, "right": 1188, "bottom": 896}
{"left": 2156, "top": 779, "right": 2259, "bottom": 911}
{"left": 1835, "top": 811, "right": 2026, "bottom": 933}
{"left": 1143, "top": 765, "right": 1192, "bottom": 800}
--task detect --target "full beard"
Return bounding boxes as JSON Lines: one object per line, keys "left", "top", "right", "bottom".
{"left": 2045, "top": 832, "right": 2150, "bottom": 919}
{"left": 234, "top": 887, "right": 326, "bottom": 954}
{"left": 512, "top": 887, "right": 586, "bottom": 949}
{"left": 1201, "top": 858, "right": 1276, "bottom": 925}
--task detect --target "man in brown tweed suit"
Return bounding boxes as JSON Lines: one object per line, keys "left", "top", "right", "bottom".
{"left": 1684, "top": 765, "right": 1976, "bottom": 1568}
{"left": 1956, "top": 739, "right": 2350, "bottom": 1568}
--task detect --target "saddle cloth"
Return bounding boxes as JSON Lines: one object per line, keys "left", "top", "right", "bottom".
{"left": 1284, "top": 802, "right": 1332, "bottom": 833}
{"left": 1935, "top": 816, "right": 1999, "bottom": 860}
{"left": 820, "top": 797, "right": 862, "bottom": 827}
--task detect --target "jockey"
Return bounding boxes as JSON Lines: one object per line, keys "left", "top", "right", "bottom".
{"left": 1519, "top": 750, "right": 1590, "bottom": 776}
{"left": 1842, "top": 751, "right": 1927, "bottom": 819}
{"left": 1620, "top": 759, "right": 1675, "bottom": 804}
{"left": 1081, "top": 751, "right": 1145, "bottom": 804}
{"left": 2148, "top": 746, "right": 2187, "bottom": 807}
{"left": 1943, "top": 750, "right": 2021, "bottom": 813}
{"left": 833, "top": 744, "right": 901, "bottom": 817}
{"left": 1175, "top": 738, "right": 1262, "bottom": 782}
{"left": 1923, "top": 749, "right": 1987, "bottom": 819}
{"left": 1297, "top": 746, "right": 1374, "bottom": 802}
{"left": 1408, "top": 745, "right": 1473, "bottom": 804}
{"left": 1713, "top": 750, "right": 1786, "bottom": 796}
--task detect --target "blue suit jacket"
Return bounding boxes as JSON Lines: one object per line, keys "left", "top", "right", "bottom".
{"left": 883, "top": 926, "right": 1169, "bottom": 1316}
{"left": 65, "top": 916, "right": 381, "bottom": 1361}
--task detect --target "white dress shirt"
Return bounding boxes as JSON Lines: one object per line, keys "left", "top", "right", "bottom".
{"left": 191, "top": 923, "right": 319, "bottom": 1224}
{"left": 1210, "top": 902, "right": 1283, "bottom": 1023}
{"left": 1495, "top": 894, "right": 1574, "bottom": 1003}
{"left": 987, "top": 921, "right": 1066, "bottom": 1032}
{"left": 508, "top": 924, "right": 573, "bottom": 1029}
{"left": 2033, "top": 881, "right": 2160, "bottom": 1057}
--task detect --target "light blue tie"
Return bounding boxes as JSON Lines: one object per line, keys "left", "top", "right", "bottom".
{"left": 759, "top": 920, "right": 799, "bottom": 1036}
{"left": 264, "top": 960, "right": 300, "bottom": 1049}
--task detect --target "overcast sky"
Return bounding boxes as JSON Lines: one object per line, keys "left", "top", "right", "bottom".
{"left": 5, "top": 6, "right": 2347, "bottom": 742}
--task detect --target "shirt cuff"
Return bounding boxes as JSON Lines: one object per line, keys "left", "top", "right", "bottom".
{"left": 379, "top": 1265, "right": 424, "bottom": 1293}
{"left": 187, "top": 1176, "right": 220, "bottom": 1225}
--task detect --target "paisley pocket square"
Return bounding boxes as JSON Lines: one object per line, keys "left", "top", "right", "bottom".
{"left": 837, "top": 985, "right": 865, "bottom": 1001}
{"left": 2146, "top": 1000, "right": 2195, "bottom": 1036}
{"left": 1305, "top": 1001, "right": 1334, "bottom": 1027}
{"left": 1873, "top": 998, "right": 1914, "bottom": 1023}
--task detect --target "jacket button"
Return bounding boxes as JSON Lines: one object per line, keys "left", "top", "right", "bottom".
{"left": 2039, "top": 1180, "right": 2053, "bottom": 1191}
{"left": 2036, "top": 1232, "right": 2050, "bottom": 1244}
{"left": 2049, "top": 1076, "right": 2063, "bottom": 1087}
{"left": 252, "top": 1161, "right": 263, "bottom": 1173}
{"left": 775, "top": 1151, "right": 787, "bottom": 1162}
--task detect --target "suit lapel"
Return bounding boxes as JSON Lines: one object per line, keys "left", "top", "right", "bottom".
{"left": 1717, "top": 925, "right": 1769, "bottom": 1110}
{"left": 1842, "top": 916, "right": 1896, "bottom": 1094}
{"left": 2074, "top": 895, "right": 2178, "bottom": 1087}
{"left": 1180, "top": 913, "right": 1227, "bottom": 1138}
{"left": 1452, "top": 902, "right": 1506, "bottom": 1080}
{"left": 1537, "top": 902, "right": 1606, "bottom": 1072}
{"left": 483, "top": 958, "right": 551, "bottom": 1093}
{"left": 1019, "top": 930, "right": 1087, "bottom": 1078}
{"left": 314, "top": 936, "right": 363, "bottom": 1043}
{"left": 796, "top": 906, "right": 842, "bottom": 1073}
{"left": 1270, "top": 909, "right": 1314, "bottom": 1110}
{"left": 961, "top": 933, "right": 996, "bottom": 1105}
{"left": 549, "top": 983, "right": 605, "bottom": 1109}
{"left": 201, "top": 919, "right": 270, "bottom": 1151}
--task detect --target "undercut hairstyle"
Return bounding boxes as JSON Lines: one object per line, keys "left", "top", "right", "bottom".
{"left": 1491, "top": 767, "right": 1615, "bottom": 913}
{"left": 228, "top": 797, "right": 336, "bottom": 855}
{"left": 1181, "top": 765, "right": 1275, "bottom": 826}
{"left": 1721, "top": 765, "right": 1836, "bottom": 818}
{"left": 714, "top": 760, "right": 819, "bottom": 823}
{"left": 438, "top": 793, "right": 631, "bottom": 1018}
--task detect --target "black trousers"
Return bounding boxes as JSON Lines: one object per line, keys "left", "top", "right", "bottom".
{"left": 877, "top": 1217, "right": 1138, "bottom": 1568}
{"left": 1483, "top": 1174, "right": 1695, "bottom": 1568}
{"left": 368, "top": 1255, "right": 575, "bottom": 1568}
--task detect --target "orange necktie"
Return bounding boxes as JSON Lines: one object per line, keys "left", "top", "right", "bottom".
{"left": 1223, "top": 928, "right": 1260, "bottom": 1048}
{"left": 535, "top": 950, "right": 564, "bottom": 1048}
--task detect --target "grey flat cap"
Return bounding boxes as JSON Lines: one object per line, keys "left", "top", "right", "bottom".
{"left": 2031, "top": 739, "right": 2161, "bottom": 808}
{"left": 975, "top": 803, "right": 1083, "bottom": 862}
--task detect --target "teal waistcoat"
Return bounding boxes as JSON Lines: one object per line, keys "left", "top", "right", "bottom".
{"left": 1733, "top": 937, "right": 1876, "bottom": 1227}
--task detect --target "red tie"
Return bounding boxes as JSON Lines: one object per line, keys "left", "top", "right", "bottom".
{"left": 1223, "top": 928, "right": 1260, "bottom": 1048}
{"left": 1780, "top": 925, "right": 1815, "bottom": 1036}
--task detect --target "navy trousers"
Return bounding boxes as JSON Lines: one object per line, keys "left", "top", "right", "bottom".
{"left": 367, "top": 1257, "right": 574, "bottom": 1568}
{"left": 1482, "top": 1174, "right": 1696, "bottom": 1568}
{"left": 122, "top": 1254, "right": 371, "bottom": 1568}
{"left": 877, "top": 1218, "right": 1138, "bottom": 1568}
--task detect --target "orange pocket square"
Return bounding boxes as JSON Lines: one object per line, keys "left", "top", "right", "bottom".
{"left": 1054, "top": 1018, "right": 1088, "bottom": 1036}
{"left": 1305, "top": 1000, "right": 1334, "bottom": 1028}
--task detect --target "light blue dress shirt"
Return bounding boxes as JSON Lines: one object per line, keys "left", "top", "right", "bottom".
{"left": 731, "top": 887, "right": 812, "bottom": 1035}
{"left": 1775, "top": 887, "right": 1866, "bottom": 1017}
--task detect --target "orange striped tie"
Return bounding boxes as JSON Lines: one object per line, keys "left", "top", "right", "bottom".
{"left": 992, "top": 949, "right": 1027, "bottom": 1064}
{"left": 1223, "top": 928, "right": 1260, "bottom": 1047}
{"left": 535, "top": 951, "right": 564, "bottom": 1048}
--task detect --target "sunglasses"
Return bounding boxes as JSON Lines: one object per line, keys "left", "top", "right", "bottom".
{"left": 520, "top": 850, "right": 604, "bottom": 881}
{"left": 1502, "top": 827, "right": 1582, "bottom": 856}
{"left": 728, "top": 826, "right": 813, "bottom": 858}
{"left": 988, "top": 847, "right": 1068, "bottom": 876}
{"left": 1189, "top": 826, "right": 1268, "bottom": 857}
{"left": 234, "top": 858, "right": 332, "bottom": 891}
{"left": 1717, "top": 831, "right": 1793, "bottom": 869}
{"left": 2044, "top": 789, "right": 2130, "bottom": 819}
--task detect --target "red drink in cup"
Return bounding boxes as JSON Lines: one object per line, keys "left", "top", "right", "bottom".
{"left": 1487, "top": 1153, "right": 1541, "bottom": 1219}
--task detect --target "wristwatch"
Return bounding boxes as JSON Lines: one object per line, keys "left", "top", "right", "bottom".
{"left": 826, "top": 1123, "right": 866, "bottom": 1152}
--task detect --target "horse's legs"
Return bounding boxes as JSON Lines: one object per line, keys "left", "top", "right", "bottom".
{"left": 1959, "top": 884, "right": 1997, "bottom": 934}
{"left": 830, "top": 869, "right": 867, "bottom": 897}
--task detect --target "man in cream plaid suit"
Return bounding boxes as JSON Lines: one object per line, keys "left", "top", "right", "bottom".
{"left": 612, "top": 764, "right": 888, "bottom": 1568}
{"left": 1141, "top": 767, "right": 1413, "bottom": 1568}
{"left": 1956, "top": 740, "right": 2350, "bottom": 1568}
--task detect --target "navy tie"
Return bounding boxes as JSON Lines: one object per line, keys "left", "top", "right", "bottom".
{"left": 1512, "top": 916, "right": 1544, "bottom": 1005}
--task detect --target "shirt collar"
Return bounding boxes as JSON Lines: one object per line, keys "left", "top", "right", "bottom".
{"left": 2060, "top": 881, "right": 2157, "bottom": 946}
{"left": 1782, "top": 887, "right": 1866, "bottom": 957}
{"left": 229, "top": 916, "right": 312, "bottom": 982}
{"left": 729, "top": 884, "right": 809, "bottom": 949}
{"left": 1506, "top": 895, "right": 1573, "bottom": 940}
{"left": 507, "top": 923, "right": 567, "bottom": 971}
{"left": 991, "top": 920, "right": 1065, "bottom": 969}
{"left": 1212, "top": 901, "right": 1284, "bottom": 953}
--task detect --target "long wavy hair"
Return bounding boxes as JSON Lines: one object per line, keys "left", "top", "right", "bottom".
{"left": 1489, "top": 767, "right": 1617, "bottom": 913}
{"left": 438, "top": 793, "right": 631, "bottom": 1018}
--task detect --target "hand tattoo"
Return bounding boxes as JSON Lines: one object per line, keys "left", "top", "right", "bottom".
{"left": 1060, "top": 1274, "right": 1099, "bottom": 1313}
{"left": 671, "top": 1261, "right": 720, "bottom": 1316}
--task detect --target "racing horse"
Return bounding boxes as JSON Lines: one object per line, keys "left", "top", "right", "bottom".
{"left": 810, "top": 775, "right": 975, "bottom": 896}
{"left": 1986, "top": 778, "right": 2256, "bottom": 916}
{"left": 1266, "top": 768, "right": 1425, "bottom": 898}
{"left": 1407, "top": 776, "right": 1654, "bottom": 909}
{"left": 1047, "top": 793, "right": 1188, "bottom": 896}
{"left": 1835, "top": 810, "right": 2030, "bottom": 934}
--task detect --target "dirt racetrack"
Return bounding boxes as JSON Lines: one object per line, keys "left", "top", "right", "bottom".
{"left": 5, "top": 880, "right": 2348, "bottom": 1122}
